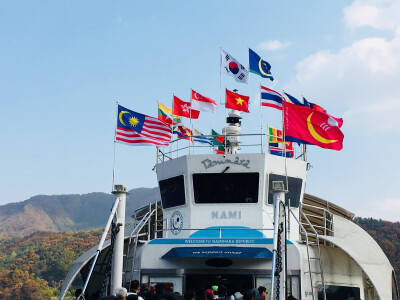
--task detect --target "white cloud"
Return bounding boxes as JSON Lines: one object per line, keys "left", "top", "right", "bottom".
{"left": 344, "top": 99, "right": 400, "bottom": 131}
{"left": 343, "top": 0, "right": 400, "bottom": 30}
{"left": 356, "top": 198, "right": 400, "bottom": 222}
{"left": 258, "top": 40, "right": 291, "bottom": 51}
{"left": 286, "top": 29, "right": 400, "bottom": 132}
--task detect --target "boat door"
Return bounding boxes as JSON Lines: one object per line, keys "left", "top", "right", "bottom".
{"left": 185, "top": 274, "right": 253, "bottom": 294}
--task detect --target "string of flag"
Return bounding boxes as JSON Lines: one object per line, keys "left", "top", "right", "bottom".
{"left": 115, "top": 47, "right": 344, "bottom": 153}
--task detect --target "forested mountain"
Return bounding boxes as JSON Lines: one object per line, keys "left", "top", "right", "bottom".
{"left": 0, "top": 229, "right": 103, "bottom": 299}
{"left": 0, "top": 188, "right": 160, "bottom": 238}
{"left": 354, "top": 217, "right": 400, "bottom": 280}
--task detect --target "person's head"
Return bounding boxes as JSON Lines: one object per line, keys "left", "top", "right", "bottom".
{"left": 242, "top": 291, "right": 254, "bottom": 300}
{"left": 205, "top": 289, "right": 214, "bottom": 300}
{"left": 249, "top": 289, "right": 260, "bottom": 300}
{"left": 206, "top": 294, "right": 213, "bottom": 300}
{"left": 130, "top": 280, "right": 140, "bottom": 292}
{"left": 127, "top": 295, "right": 139, "bottom": 300}
{"left": 115, "top": 287, "right": 128, "bottom": 300}
{"left": 234, "top": 292, "right": 243, "bottom": 300}
{"left": 184, "top": 290, "right": 196, "bottom": 300}
{"left": 140, "top": 283, "right": 149, "bottom": 293}
{"left": 257, "top": 287, "right": 266, "bottom": 298}
{"left": 145, "top": 290, "right": 155, "bottom": 300}
{"left": 218, "top": 286, "right": 227, "bottom": 298}
{"left": 196, "top": 289, "right": 206, "bottom": 300}
{"left": 155, "top": 284, "right": 165, "bottom": 295}
{"left": 211, "top": 286, "right": 218, "bottom": 294}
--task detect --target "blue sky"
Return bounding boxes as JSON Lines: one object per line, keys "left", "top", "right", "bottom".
{"left": 1, "top": 1, "right": 400, "bottom": 221}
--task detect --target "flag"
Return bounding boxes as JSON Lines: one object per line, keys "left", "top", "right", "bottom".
{"left": 191, "top": 89, "right": 218, "bottom": 114}
{"left": 225, "top": 89, "right": 250, "bottom": 113}
{"left": 269, "top": 142, "right": 294, "bottom": 158}
{"left": 249, "top": 48, "right": 274, "bottom": 81}
{"left": 261, "top": 86, "right": 283, "bottom": 110}
{"left": 158, "top": 102, "right": 181, "bottom": 125}
{"left": 211, "top": 129, "right": 225, "bottom": 146}
{"left": 211, "top": 129, "right": 225, "bottom": 154}
{"left": 116, "top": 105, "right": 172, "bottom": 146}
{"left": 172, "top": 96, "right": 200, "bottom": 119}
{"left": 283, "top": 92, "right": 303, "bottom": 106}
{"left": 215, "top": 146, "right": 225, "bottom": 155}
{"left": 193, "top": 129, "right": 213, "bottom": 145}
{"left": 173, "top": 125, "right": 193, "bottom": 141}
{"left": 303, "top": 97, "right": 326, "bottom": 113}
{"left": 283, "top": 101, "right": 344, "bottom": 151}
{"left": 302, "top": 97, "right": 343, "bottom": 128}
{"left": 267, "top": 126, "right": 293, "bottom": 157}
{"left": 220, "top": 48, "right": 249, "bottom": 83}
{"left": 268, "top": 126, "right": 284, "bottom": 143}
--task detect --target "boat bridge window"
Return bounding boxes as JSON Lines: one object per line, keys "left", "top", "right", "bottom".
{"left": 267, "top": 174, "right": 302, "bottom": 208}
{"left": 193, "top": 172, "right": 259, "bottom": 204}
{"left": 159, "top": 175, "right": 186, "bottom": 209}
{"left": 318, "top": 285, "right": 360, "bottom": 299}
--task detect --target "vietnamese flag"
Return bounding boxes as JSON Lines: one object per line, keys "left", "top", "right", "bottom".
{"left": 173, "top": 96, "right": 200, "bottom": 119}
{"left": 225, "top": 89, "right": 250, "bottom": 113}
{"left": 283, "top": 101, "right": 344, "bottom": 151}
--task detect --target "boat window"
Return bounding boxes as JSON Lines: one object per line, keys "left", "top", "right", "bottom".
{"left": 193, "top": 173, "right": 259, "bottom": 204}
{"left": 318, "top": 285, "right": 360, "bottom": 299}
{"left": 267, "top": 174, "right": 302, "bottom": 207}
{"left": 158, "top": 175, "right": 185, "bottom": 209}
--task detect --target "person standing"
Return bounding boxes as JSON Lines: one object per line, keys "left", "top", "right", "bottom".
{"left": 130, "top": 280, "right": 144, "bottom": 300}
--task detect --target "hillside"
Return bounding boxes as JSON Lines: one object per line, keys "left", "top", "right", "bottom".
{"left": 0, "top": 188, "right": 160, "bottom": 238}
{"left": 354, "top": 217, "right": 400, "bottom": 279}
{"left": 0, "top": 229, "right": 103, "bottom": 300}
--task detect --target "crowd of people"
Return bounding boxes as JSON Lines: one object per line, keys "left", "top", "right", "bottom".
{"left": 75, "top": 281, "right": 299, "bottom": 300}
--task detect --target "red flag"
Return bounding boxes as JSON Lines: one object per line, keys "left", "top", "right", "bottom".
{"left": 225, "top": 89, "right": 250, "bottom": 113}
{"left": 191, "top": 89, "right": 218, "bottom": 113}
{"left": 283, "top": 101, "right": 344, "bottom": 151}
{"left": 173, "top": 96, "right": 200, "bottom": 119}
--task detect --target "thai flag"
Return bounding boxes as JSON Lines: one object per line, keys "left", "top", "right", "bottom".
{"left": 260, "top": 86, "right": 283, "bottom": 110}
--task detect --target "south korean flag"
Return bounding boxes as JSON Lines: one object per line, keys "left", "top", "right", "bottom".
{"left": 220, "top": 48, "right": 249, "bottom": 83}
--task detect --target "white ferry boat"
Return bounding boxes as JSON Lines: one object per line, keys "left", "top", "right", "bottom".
{"left": 60, "top": 111, "right": 399, "bottom": 300}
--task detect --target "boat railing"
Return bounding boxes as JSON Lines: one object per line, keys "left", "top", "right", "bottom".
{"left": 156, "top": 132, "right": 306, "bottom": 162}
{"left": 300, "top": 203, "right": 334, "bottom": 238}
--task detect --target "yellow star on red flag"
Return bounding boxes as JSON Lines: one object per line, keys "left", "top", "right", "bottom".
{"left": 225, "top": 89, "right": 250, "bottom": 113}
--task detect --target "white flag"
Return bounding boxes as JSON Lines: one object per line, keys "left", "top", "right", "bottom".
{"left": 220, "top": 48, "right": 249, "bottom": 83}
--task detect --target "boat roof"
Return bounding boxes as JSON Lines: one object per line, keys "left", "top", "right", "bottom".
{"left": 303, "top": 193, "right": 355, "bottom": 220}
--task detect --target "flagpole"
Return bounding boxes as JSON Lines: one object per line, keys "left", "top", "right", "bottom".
{"left": 259, "top": 82, "right": 263, "bottom": 153}
{"left": 247, "top": 46, "right": 252, "bottom": 105}
{"left": 267, "top": 122, "right": 270, "bottom": 154}
{"left": 189, "top": 88, "right": 192, "bottom": 155}
{"left": 282, "top": 91, "right": 289, "bottom": 190}
{"left": 220, "top": 46, "right": 223, "bottom": 105}
{"left": 112, "top": 100, "right": 119, "bottom": 191}
{"left": 301, "top": 94, "right": 306, "bottom": 161}
{"left": 224, "top": 86, "right": 228, "bottom": 155}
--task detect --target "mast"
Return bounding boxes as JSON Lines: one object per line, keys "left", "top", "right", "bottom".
{"left": 111, "top": 184, "right": 129, "bottom": 295}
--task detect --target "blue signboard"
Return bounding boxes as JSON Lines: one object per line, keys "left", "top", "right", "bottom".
{"left": 161, "top": 246, "right": 273, "bottom": 259}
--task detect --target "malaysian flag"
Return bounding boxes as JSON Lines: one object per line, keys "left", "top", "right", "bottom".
{"left": 260, "top": 86, "right": 283, "bottom": 110}
{"left": 115, "top": 105, "right": 172, "bottom": 146}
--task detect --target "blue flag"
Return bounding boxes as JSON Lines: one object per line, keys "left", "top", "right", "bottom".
{"left": 249, "top": 48, "right": 274, "bottom": 81}
{"left": 193, "top": 129, "right": 213, "bottom": 145}
{"left": 283, "top": 92, "right": 303, "bottom": 106}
